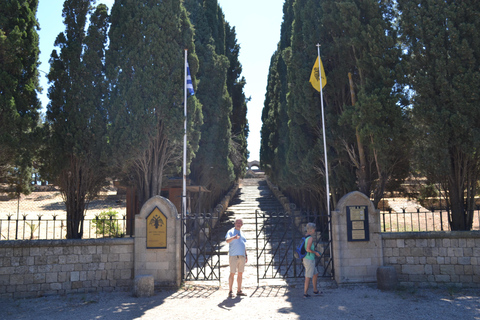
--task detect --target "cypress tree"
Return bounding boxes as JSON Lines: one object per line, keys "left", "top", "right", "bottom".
{"left": 225, "top": 22, "right": 249, "bottom": 181}
{"left": 0, "top": 0, "right": 41, "bottom": 194}
{"left": 43, "top": 1, "right": 109, "bottom": 238}
{"left": 185, "top": 0, "right": 249, "bottom": 209}
{"left": 398, "top": 0, "right": 480, "bottom": 230}
{"left": 326, "top": 0, "right": 409, "bottom": 206}
{"left": 107, "top": 0, "right": 201, "bottom": 207}
{"left": 261, "top": 0, "right": 409, "bottom": 211}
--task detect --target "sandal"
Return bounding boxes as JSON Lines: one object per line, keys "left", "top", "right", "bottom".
{"left": 228, "top": 291, "right": 233, "bottom": 297}
{"left": 237, "top": 291, "right": 247, "bottom": 296}
{"left": 313, "top": 290, "right": 323, "bottom": 295}
{"left": 303, "top": 294, "right": 311, "bottom": 298}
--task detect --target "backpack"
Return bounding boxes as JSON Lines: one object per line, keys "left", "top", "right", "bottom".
{"left": 294, "top": 236, "right": 310, "bottom": 260}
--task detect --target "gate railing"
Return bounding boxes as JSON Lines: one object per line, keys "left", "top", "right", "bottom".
{"left": 181, "top": 213, "right": 221, "bottom": 283}
{"left": 255, "top": 209, "right": 333, "bottom": 282}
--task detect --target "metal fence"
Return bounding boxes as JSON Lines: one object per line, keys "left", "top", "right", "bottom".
{"left": 0, "top": 190, "right": 128, "bottom": 240}
{"left": 380, "top": 208, "right": 480, "bottom": 232}
{"left": 0, "top": 216, "right": 134, "bottom": 240}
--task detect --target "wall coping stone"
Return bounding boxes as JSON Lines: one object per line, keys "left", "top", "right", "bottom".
{"left": 381, "top": 231, "right": 480, "bottom": 240}
{"left": 0, "top": 238, "right": 134, "bottom": 249}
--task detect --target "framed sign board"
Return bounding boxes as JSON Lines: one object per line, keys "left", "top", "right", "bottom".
{"left": 347, "top": 205, "right": 369, "bottom": 241}
{"left": 146, "top": 207, "right": 167, "bottom": 249}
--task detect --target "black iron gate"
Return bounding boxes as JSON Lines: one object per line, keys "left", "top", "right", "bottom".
{"left": 255, "top": 209, "right": 333, "bottom": 282}
{"left": 181, "top": 213, "right": 221, "bottom": 283}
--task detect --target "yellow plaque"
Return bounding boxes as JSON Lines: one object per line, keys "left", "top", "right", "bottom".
{"left": 146, "top": 207, "right": 167, "bottom": 249}
{"left": 352, "top": 230, "right": 366, "bottom": 240}
{"left": 350, "top": 208, "right": 365, "bottom": 221}
{"left": 352, "top": 221, "right": 364, "bottom": 230}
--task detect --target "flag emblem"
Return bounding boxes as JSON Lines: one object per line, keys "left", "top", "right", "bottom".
{"left": 186, "top": 62, "right": 194, "bottom": 95}
{"left": 309, "top": 56, "right": 327, "bottom": 92}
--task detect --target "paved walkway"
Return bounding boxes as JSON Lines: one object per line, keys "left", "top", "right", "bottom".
{"left": 2, "top": 283, "right": 479, "bottom": 319}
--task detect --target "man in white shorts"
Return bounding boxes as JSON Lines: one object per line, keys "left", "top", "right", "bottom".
{"left": 225, "top": 218, "right": 248, "bottom": 297}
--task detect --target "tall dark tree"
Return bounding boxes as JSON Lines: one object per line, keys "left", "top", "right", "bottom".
{"left": 107, "top": 0, "right": 202, "bottom": 207}
{"left": 261, "top": 0, "right": 409, "bottom": 211}
{"left": 398, "top": 0, "right": 480, "bottom": 230}
{"left": 43, "top": 1, "right": 109, "bottom": 238}
{"left": 185, "top": 0, "right": 233, "bottom": 207}
{"left": 261, "top": 0, "right": 293, "bottom": 185}
{"left": 0, "top": 0, "right": 41, "bottom": 194}
{"left": 326, "top": 0, "right": 409, "bottom": 206}
{"left": 184, "top": 0, "right": 249, "bottom": 209}
{"left": 225, "top": 22, "right": 249, "bottom": 181}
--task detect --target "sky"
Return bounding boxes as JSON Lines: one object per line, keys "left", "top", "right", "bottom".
{"left": 36, "top": 0, "right": 285, "bottom": 161}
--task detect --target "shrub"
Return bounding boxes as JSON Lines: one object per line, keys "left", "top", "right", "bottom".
{"left": 92, "top": 208, "right": 124, "bottom": 238}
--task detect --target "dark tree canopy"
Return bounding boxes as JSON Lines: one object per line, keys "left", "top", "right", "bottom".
{"left": 0, "top": 0, "right": 41, "bottom": 195}
{"left": 185, "top": 0, "right": 249, "bottom": 210}
{"left": 43, "top": 1, "right": 109, "bottom": 238}
{"left": 107, "top": 0, "right": 202, "bottom": 207}
{"left": 398, "top": 0, "right": 480, "bottom": 230}
{"left": 261, "top": 0, "right": 409, "bottom": 211}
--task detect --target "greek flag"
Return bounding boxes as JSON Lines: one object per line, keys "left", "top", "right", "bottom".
{"left": 186, "top": 62, "right": 194, "bottom": 95}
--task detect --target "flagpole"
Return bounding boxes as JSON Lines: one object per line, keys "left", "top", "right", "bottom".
{"left": 183, "top": 49, "right": 188, "bottom": 218}
{"left": 317, "top": 44, "right": 330, "bottom": 216}
{"left": 183, "top": 49, "right": 188, "bottom": 280}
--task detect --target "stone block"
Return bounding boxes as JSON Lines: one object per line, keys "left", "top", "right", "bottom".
{"left": 464, "top": 265, "right": 473, "bottom": 275}
{"left": 415, "top": 239, "right": 428, "bottom": 248}
{"left": 440, "top": 265, "right": 455, "bottom": 275}
{"left": 71, "top": 271, "right": 80, "bottom": 281}
{"left": 46, "top": 272, "right": 57, "bottom": 283}
{"left": 133, "top": 274, "right": 154, "bottom": 297}
{"left": 377, "top": 266, "right": 397, "bottom": 291}
{"left": 467, "top": 239, "right": 475, "bottom": 248}
{"left": 464, "top": 248, "right": 473, "bottom": 257}
{"left": 435, "top": 274, "right": 450, "bottom": 282}
{"left": 402, "top": 265, "right": 424, "bottom": 275}
{"left": 411, "top": 248, "right": 424, "bottom": 257}
{"left": 424, "top": 264, "right": 433, "bottom": 275}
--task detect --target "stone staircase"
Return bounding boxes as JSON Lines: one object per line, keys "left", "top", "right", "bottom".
{"left": 215, "top": 178, "right": 286, "bottom": 287}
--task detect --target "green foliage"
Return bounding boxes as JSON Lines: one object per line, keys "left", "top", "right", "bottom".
{"left": 107, "top": 0, "right": 201, "bottom": 206}
{"left": 225, "top": 22, "right": 249, "bottom": 180}
{"left": 261, "top": 0, "right": 410, "bottom": 211}
{"left": 416, "top": 183, "right": 439, "bottom": 210}
{"left": 185, "top": 0, "right": 248, "bottom": 209}
{"left": 398, "top": 0, "right": 480, "bottom": 230}
{"left": 0, "top": 0, "right": 41, "bottom": 193}
{"left": 92, "top": 208, "right": 123, "bottom": 238}
{"left": 2, "top": 165, "right": 33, "bottom": 197}
{"left": 42, "top": 1, "right": 110, "bottom": 238}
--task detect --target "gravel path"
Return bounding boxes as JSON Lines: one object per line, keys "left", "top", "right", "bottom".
{"left": 1, "top": 284, "right": 479, "bottom": 320}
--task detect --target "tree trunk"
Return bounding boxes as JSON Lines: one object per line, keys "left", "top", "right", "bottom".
{"left": 447, "top": 148, "right": 469, "bottom": 231}
{"left": 60, "top": 158, "right": 88, "bottom": 239}
{"left": 348, "top": 72, "right": 370, "bottom": 196}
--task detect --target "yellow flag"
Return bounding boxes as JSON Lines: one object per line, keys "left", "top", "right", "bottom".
{"left": 309, "top": 56, "right": 327, "bottom": 92}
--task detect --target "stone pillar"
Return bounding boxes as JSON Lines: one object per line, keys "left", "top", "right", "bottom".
{"left": 332, "top": 191, "right": 383, "bottom": 284}
{"left": 134, "top": 196, "right": 181, "bottom": 287}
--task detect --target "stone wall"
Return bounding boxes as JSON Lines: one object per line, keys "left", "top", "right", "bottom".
{"left": 0, "top": 238, "right": 134, "bottom": 298}
{"left": 382, "top": 231, "right": 480, "bottom": 288}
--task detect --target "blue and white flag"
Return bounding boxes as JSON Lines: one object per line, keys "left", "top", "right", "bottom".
{"left": 186, "top": 62, "right": 194, "bottom": 95}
